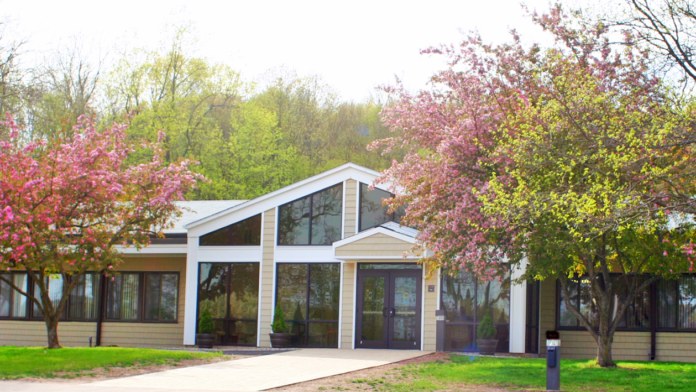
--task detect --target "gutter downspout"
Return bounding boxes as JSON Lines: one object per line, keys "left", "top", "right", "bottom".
{"left": 96, "top": 273, "right": 107, "bottom": 347}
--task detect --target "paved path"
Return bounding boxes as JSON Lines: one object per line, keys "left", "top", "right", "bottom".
{"left": 0, "top": 349, "right": 431, "bottom": 392}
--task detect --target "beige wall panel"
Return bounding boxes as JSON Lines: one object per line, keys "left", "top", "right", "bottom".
{"left": 344, "top": 180, "right": 357, "bottom": 238}
{"left": 538, "top": 279, "right": 556, "bottom": 355}
{"left": 336, "top": 233, "right": 415, "bottom": 258}
{"left": 656, "top": 333, "right": 696, "bottom": 362}
{"left": 259, "top": 208, "right": 276, "bottom": 347}
{"left": 341, "top": 263, "right": 356, "bottom": 348}
{"left": 0, "top": 321, "right": 97, "bottom": 347}
{"left": 423, "top": 265, "right": 438, "bottom": 351}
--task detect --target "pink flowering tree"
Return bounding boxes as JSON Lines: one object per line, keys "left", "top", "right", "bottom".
{"left": 0, "top": 115, "right": 203, "bottom": 348}
{"left": 371, "top": 6, "right": 696, "bottom": 367}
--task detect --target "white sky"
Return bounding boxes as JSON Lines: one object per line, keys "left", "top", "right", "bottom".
{"left": 3, "top": 0, "right": 562, "bottom": 102}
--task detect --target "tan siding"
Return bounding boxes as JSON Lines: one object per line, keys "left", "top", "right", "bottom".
{"left": 423, "top": 265, "right": 438, "bottom": 351}
{"left": 656, "top": 333, "right": 696, "bottom": 362}
{"left": 341, "top": 263, "right": 356, "bottom": 348}
{"left": 0, "top": 321, "right": 97, "bottom": 347}
{"left": 344, "top": 180, "right": 357, "bottom": 238}
{"left": 0, "top": 256, "right": 186, "bottom": 348}
{"left": 259, "top": 208, "right": 276, "bottom": 347}
{"left": 336, "top": 233, "right": 414, "bottom": 258}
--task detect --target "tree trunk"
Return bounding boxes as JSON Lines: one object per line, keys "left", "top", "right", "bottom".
{"left": 45, "top": 318, "right": 62, "bottom": 349}
{"left": 596, "top": 331, "right": 616, "bottom": 367}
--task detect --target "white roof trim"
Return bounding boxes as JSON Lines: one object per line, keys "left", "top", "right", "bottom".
{"left": 333, "top": 227, "right": 417, "bottom": 249}
{"left": 186, "top": 162, "right": 383, "bottom": 230}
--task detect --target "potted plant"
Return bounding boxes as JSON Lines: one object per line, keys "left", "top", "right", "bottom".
{"left": 197, "top": 305, "right": 215, "bottom": 349}
{"left": 476, "top": 313, "right": 498, "bottom": 355}
{"left": 269, "top": 305, "right": 289, "bottom": 348}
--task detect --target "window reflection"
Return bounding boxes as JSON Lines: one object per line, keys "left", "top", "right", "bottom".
{"left": 440, "top": 270, "right": 510, "bottom": 353}
{"left": 278, "top": 184, "right": 343, "bottom": 245}
{"left": 275, "top": 263, "right": 340, "bottom": 347}
{"left": 200, "top": 214, "right": 262, "bottom": 246}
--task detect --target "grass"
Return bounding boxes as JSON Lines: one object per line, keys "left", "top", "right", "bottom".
{"left": 377, "top": 355, "right": 696, "bottom": 392}
{"left": 0, "top": 346, "right": 223, "bottom": 379}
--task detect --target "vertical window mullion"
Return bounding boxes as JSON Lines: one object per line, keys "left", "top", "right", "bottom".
{"left": 306, "top": 263, "right": 311, "bottom": 346}
{"left": 309, "top": 194, "right": 314, "bottom": 245}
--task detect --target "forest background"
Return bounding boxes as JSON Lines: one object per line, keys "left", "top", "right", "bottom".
{"left": 0, "top": 25, "right": 402, "bottom": 201}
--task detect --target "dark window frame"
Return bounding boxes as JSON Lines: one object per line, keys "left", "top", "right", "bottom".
{"left": 104, "top": 271, "right": 180, "bottom": 324}
{"left": 357, "top": 182, "right": 402, "bottom": 233}
{"left": 199, "top": 214, "right": 263, "bottom": 247}
{"left": 195, "top": 262, "right": 260, "bottom": 346}
{"left": 274, "top": 262, "right": 341, "bottom": 348}
{"left": 277, "top": 183, "right": 344, "bottom": 246}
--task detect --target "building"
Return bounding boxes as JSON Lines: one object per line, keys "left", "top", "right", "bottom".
{"left": 1, "top": 163, "right": 695, "bottom": 362}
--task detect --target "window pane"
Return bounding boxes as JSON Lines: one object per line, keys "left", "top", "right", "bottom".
{"left": 160, "top": 274, "right": 178, "bottom": 321}
{"left": 199, "top": 264, "right": 228, "bottom": 319}
{"left": 614, "top": 276, "right": 650, "bottom": 329}
{"left": 658, "top": 279, "right": 677, "bottom": 328}
{"left": 445, "top": 324, "right": 476, "bottom": 351}
{"left": 309, "top": 264, "right": 340, "bottom": 321}
{"left": 200, "top": 214, "right": 262, "bottom": 246}
{"left": 229, "top": 320, "right": 257, "bottom": 345}
{"left": 278, "top": 197, "right": 311, "bottom": 245}
{"left": 34, "top": 275, "right": 64, "bottom": 318}
{"left": 276, "top": 264, "right": 308, "bottom": 321}
{"left": 229, "top": 263, "right": 259, "bottom": 320}
{"left": 0, "top": 275, "right": 10, "bottom": 317}
{"left": 360, "top": 263, "right": 422, "bottom": 269}
{"left": 106, "top": 274, "right": 139, "bottom": 320}
{"left": 11, "top": 274, "right": 27, "bottom": 317}
{"left": 477, "top": 277, "right": 510, "bottom": 324}
{"left": 579, "top": 278, "right": 599, "bottom": 327}
{"left": 678, "top": 275, "right": 696, "bottom": 329}
{"left": 441, "top": 271, "right": 475, "bottom": 321}
{"left": 144, "top": 274, "right": 162, "bottom": 321}
{"left": 559, "top": 280, "right": 579, "bottom": 327}
{"left": 69, "top": 274, "right": 99, "bottom": 320}
{"left": 308, "top": 322, "right": 339, "bottom": 347}
{"left": 310, "top": 184, "right": 343, "bottom": 245}
{"left": 359, "top": 183, "right": 393, "bottom": 231}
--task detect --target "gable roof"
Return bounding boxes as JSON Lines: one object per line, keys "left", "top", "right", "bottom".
{"left": 185, "top": 162, "right": 384, "bottom": 232}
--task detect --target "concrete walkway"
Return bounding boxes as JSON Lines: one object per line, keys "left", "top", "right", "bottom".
{"left": 0, "top": 349, "right": 431, "bottom": 392}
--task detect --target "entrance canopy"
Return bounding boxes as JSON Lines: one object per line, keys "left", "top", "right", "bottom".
{"left": 332, "top": 222, "right": 421, "bottom": 260}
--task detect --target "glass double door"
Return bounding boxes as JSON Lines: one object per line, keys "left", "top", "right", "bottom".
{"left": 356, "top": 269, "right": 422, "bottom": 349}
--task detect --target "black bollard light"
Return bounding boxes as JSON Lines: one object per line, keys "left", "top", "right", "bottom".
{"left": 545, "top": 330, "right": 561, "bottom": 391}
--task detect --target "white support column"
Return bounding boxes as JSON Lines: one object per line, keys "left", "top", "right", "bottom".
{"left": 183, "top": 236, "right": 199, "bottom": 345}
{"left": 509, "top": 258, "right": 528, "bottom": 353}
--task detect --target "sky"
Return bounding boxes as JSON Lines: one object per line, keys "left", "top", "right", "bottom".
{"left": 2, "top": 0, "right": 565, "bottom": 102}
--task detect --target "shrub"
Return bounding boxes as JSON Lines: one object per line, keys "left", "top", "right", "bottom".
{"left": 477, "top": 313, "right": 497, "bottom": 339}
{"left": 199, "top": 305, "right": 215, "bottom": 334}
{"left": 271, "top": 305, "right": 287, "bottom": 333}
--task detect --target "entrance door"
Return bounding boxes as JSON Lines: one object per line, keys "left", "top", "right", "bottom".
{"left": 356, "top": 268, "right": 422, "bottom": 349}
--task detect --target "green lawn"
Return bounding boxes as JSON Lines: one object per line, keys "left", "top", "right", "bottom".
{"left": 378, "top": 355, "right": 696, "bottom": 392}
{"left": 0, "top": 346, "right": 223, "bottom": 379}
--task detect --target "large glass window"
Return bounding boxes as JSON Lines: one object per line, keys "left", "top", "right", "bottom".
{"left": 276, "top": 263, "right": 340, "bottom": 347}
{"left": 198, "top": 263, "right": 259, "bottom": 345}
{"left": 0, "top": 273, "right": 28, "bottom": 319}
{"left": 33, "top": 275, "right": 65, "bottom": 319}
{"left": 558, "top": 276, "right": 650, "bottom": 330}
{"left": 200, "top": 214, "right": 262, "bottom": 246}
{"left": 359, "top": 183, "right": 405, "bottom": 232}
{"left": 106, "top": 272, "right": 179, "bottom": 322}
{"left": 658, "top": 275, "right": 696, "bottom": 329}
{"left": 278, "top": 184, "right": 343, "bottom": 245}
{"left": 440, "top": 270, "right": 510, "bottom": 352}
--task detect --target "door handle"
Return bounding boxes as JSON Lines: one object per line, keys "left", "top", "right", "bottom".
{"left": 389, "top": 308, "right": 395, "bottom": 317}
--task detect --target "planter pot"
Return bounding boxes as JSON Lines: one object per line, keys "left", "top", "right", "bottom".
{"left": 477, "top": 339, "right": 498, "bottom": 356}
{"left": 269, "top": 332, "right": 290, "bottom": 348}
{"left": 197, "top": 333, "right": 215, "bottom": 349}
